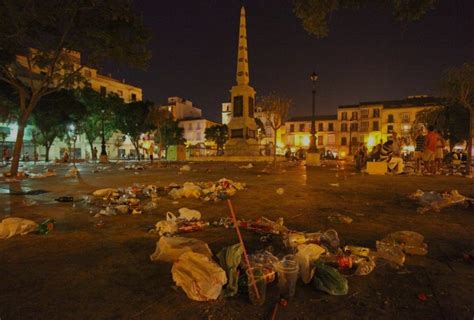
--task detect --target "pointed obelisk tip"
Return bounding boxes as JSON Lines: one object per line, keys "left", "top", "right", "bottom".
{"left": 240, "top": 6, "right": 245, "bottom": 15}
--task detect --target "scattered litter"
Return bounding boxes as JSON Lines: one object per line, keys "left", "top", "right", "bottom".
{"left": 29, "top": 170, "right": 57, "bottom": 179}
{"left": 239, "top": 163, "right": 253, "bottom": 169}
{"left": 92, "top": 188, "right": 117, "bottom": 197}
{"left": 217, "top": 243, "right": 243, "bottom": 297}
{"left": 150, "top": 236, "right": 213, "bottom": 262}
{"left": 408, "top": 189, "right": 473, "bottom": 214}
{"left": 171, "top": 252, "right": 227, "bottom": 301}
{"left": 55, "top": 196, "right": 74, "bottom": 202}
{"left": 329, "top": 183, "right": 340, "bottom": 187}
{"left": 381, "top": 231, "right": 428, "bottom": 256}
{"left": 37, "top": 219, "right": 55, "bottom": 235}
{"left": 328, "top": 214, "right": 353, "bottom": 224}
{"left": 312, "top": 261, "right": 348, "bottom": 296}
{"left": 295, "top": 244, "right": 326, "bottom": 284}
{"left": 417, "top": 293, "right": 428, "bottom": 301}
{"left": 276, "top": 188, "right": 285, "bottom": 195}
{"left": 65, "top": 167, "right": 78, "bottom": 178}
{"left": 178, "top": 208, "right": 201, "bottom": 221}
{"left": 376, "top": 240, "right": 406, "bottom": 267}
{"left": 0, "top": 218, "right": 39, "bottom": 239}
{"left": 168, "top": 179, "right": 245, "bottom": 202}
{"left": 180, "top": 164, "right": 191, "bottom": 172}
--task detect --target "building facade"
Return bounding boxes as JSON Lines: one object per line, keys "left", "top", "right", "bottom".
{"left": 161, "top": 97, "right": 202, "bottom": 120}
{"left": 0, "top": 50, "right": 143, "bottom": 161}
{"left": 178, "top": 118, "right": 219, "bottom": 146}
{"left": 283, "top": 96, "right": 441, "bottom": 158}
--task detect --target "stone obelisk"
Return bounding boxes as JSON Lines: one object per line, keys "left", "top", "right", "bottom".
{"left": 225, "top": 6, "right": 259, "bottom": 156}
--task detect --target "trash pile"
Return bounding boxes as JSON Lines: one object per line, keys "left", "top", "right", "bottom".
{"left": 149, "top": 208, "right": 429, "bottom": 305}
{"left": 88, "top": 178, "right": 246, "bottom": 218}
{"left": 28, "top": 169, "right": 57, "bottom": 179}
{"left": 0, "top": 217, "right": 55, "bottom": 239}
{"left": 153, "top": 209, "right": 209, "bottom": 236}
{"left": 168, "top": 179, "right": 246, "bottom": 202}
{"left": 408, "top": 189, "right": 473, "bottom": 214}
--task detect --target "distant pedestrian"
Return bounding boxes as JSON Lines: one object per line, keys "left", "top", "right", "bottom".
{"left": 92, "top": 147, "right": 98, "bottom": 162}
{"left": 435, "top": 130, "right": 445, "bottom": 174}
{"left": 414, "top": 128, "right": 425, "bottom": 174}
{"left": 423, "top": 126, "right": 439, "bottom": 175}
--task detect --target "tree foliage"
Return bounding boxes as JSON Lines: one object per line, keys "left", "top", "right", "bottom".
{"left": 32, "top": 89, "right": 86, "bottom": 161}
{"left": 293, "top": 0, "right": 437, "bottom": 38}
{"left": 155, "top": 119, "right": 186, "bottom": 156}
{"left": 77, "top": 87, "right": 116, "bottom": 153}
{"left": 0, "top": 0, "right": 151, "bottom": 174}
{"left": 113, "top": 100, "right": 155, "bottom": 158}
{"left": 441, "top": 62, "right": 474, "bottom": 173}
{"left": 205, "top": 124, "right": 229, "bottom": 153}
{"left": 415, "top": 103, "right": 469, "bottom": 151}
{"left": 257, "top": 93, "right": 291, "bottom": 161}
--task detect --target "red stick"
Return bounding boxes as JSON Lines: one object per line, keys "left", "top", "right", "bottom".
{"left": 227, "top": 199, "right": 260, "bottom": 300}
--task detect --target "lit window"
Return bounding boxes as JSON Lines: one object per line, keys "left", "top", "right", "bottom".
{"left": 299, "top": 123, "right": 305, "bottom": 132}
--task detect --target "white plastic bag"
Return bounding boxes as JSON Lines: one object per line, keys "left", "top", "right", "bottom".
{"left": 178, "top": 208, "right": 201, "bottom": 221}
{"left": 295, "top": 244, "right": 326, "bottom": 284}
{"left": 92, "top": 188, "right": 117, "bottom": 197}
{"left": 155, "top": 214, "right": 178, "bottom": 236}
{"left": 150, "top": 236, "right": 212, "bottom": 262}
{"left": 0, "top": 217, "right": 39, "bottom": 239}
{"left": 172, "top": 252, "right": 227, "bottom": 301}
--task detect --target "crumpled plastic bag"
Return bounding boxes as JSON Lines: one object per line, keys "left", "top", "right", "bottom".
{"left": 0, "top": 217, "right": 39, "bottom": 239}
{"left": 169, "top": 183, "right": 202, "bottom": 200}
{"left": 409, "top": 189, "right": 472, "bottom": 214}
{"left": 65, "top": 167, "right": 78, "bottom": 178}
{"left": 172, "top": 252, "right": 227, "bottom": 301}
{"left": 150, "top": 236, "right": 212, "bottom": 262}
{"left": 178, "top": 208, "right": 201, "bottom": 221}
{"left": 180, "top": 164, "right": 191, "bottom": 172}
{"left": 312, "top": 261, "right": 348, "bottom": 295}
{"left": 92, "top": 188, "right": 117, "bottom": 197}
{"left": 154, "top": 213, "right": 179, "bottom": 236}
{"left": 376, "top": 240, "right": 406, "bottom": 267}
{"left": 217, "top": 243, "right": 243, "bottom": 297}
{"left": 295, "top": 244, "right": 325, "bottom": 284}
{"left": 382, "top": 231, "right": 428, "bottom": 255}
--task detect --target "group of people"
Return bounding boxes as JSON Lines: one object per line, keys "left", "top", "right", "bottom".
{"left": 355, "top": 125, "right": 448, "bottom": 175}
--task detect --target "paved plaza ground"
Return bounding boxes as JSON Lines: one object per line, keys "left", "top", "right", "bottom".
{"left": 0, "top": 160, "right": 473, "bottom": 320}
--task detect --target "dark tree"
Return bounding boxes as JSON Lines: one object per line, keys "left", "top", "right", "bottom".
{"left": 33, "top": 89, "right": 86, "bottom": 161}
{"left": 155, "top": 119, "right": 186, "bottom": 157}
{"left": 0, "top": 0, "right": 151, "bottom": 174}
{"left": 114, "top": 100, "right": 155, "bottom": 161}
{"left": 77, "top": 87, "right": 116, "bottom": 156}
{"left": 293, "top": 0, "right": 437, "bottom": 38}
{"left": 205, "top": 124, "right": 229, "bottom": 155}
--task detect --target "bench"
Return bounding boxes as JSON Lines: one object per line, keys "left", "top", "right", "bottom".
{"left": 367, "top": 161, "right": 388, "bottom": 175}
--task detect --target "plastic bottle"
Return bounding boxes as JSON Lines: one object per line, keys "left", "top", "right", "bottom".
{"left": 55, "top": 196, "right": 74, "bottom": 202}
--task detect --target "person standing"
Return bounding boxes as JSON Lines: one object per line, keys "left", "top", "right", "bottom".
{"left": 92, "top": 147, "right": 98, "bottom": 162}
{"left": 414, "top": 128, "right": 425, "bottom": 174}
{"left": 423, "top": 126, "right": 439, "bottom": 175}
{"left": 435, "top": 130, "right": 445, "bottom": 174}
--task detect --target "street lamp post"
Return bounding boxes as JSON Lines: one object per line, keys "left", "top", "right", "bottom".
{"left": 99, "top": 109, "right": 108, "bottom": 163}
{"left": 306, "top": 72, "right": 320, "bottom": 166}
{"left": 69, "top": 124, "right": 77, "bottom": 168}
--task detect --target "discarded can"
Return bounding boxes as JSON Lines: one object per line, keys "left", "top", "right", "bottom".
{"left": 337, "top": 256, "right": 353, "bottom": 269}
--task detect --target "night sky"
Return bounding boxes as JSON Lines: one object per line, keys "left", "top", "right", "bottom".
{"left": 110, "top": 0, "right": 473, "bottom": 122}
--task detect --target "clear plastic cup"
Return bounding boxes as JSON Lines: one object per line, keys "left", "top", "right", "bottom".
{"left": 274, "top": 259, "right": 299, "bottom": 300}
{"left": 246, "top": 267, "right": 267, "bottom": 306}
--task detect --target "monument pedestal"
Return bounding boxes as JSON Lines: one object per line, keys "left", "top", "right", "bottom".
{"left": 306, "top": 152, "right": 321, "bottom": 166}
{"left": 224, "top": 138, "right": 260, "bottom": 156}
{"left": 99, "top": 155, "right": 109, "bottom": 163}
